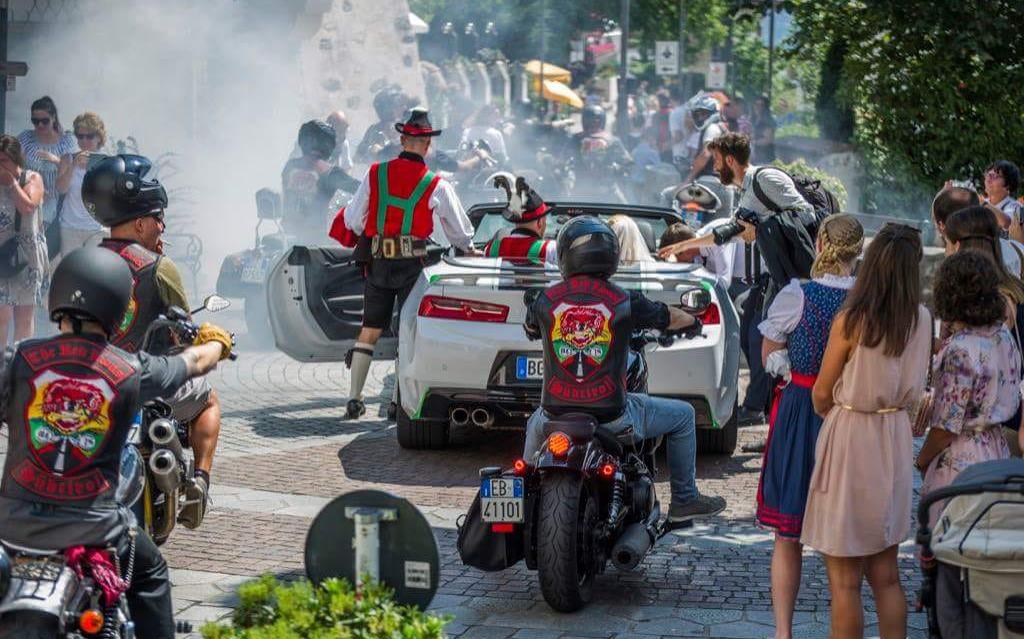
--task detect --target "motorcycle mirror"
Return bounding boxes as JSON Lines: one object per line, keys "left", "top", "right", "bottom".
{"left": 679, "top": 287, "right": 712, "bottom": 314}
{"left": 199, "top": 295, "right": 232, "bottom": 314}
{"left": 255, "top": 188, "right": 282, "bottom": 220}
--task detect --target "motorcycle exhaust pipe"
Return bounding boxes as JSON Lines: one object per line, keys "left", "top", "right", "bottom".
{"left": 470, "top": 407, "right": 494, "bottom": 429}
{"left": 148, "top": 449, "right": 182, "bottom": 495}
{"left": 148, "top": 418, "right": 183, "bottom": 459}
{"left": 611, "top": 522, "right": 655, "bottom": 571}
{"left": 450, "top": 406, "right": 470, "bottom": 427}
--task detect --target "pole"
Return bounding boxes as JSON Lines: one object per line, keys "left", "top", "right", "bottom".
{"left": 767, "top": 0, "right": 776, "bottom": 105}
{"left": 616, "top": 0, "right": 630, "bottom": 139}
{"left": 678, "top": 0, "right": 687, "bottom": 95}
{"left": 0, "top": 0, "right": 8, "bottom": 134}
{"left": 539, "top": 0, "right": 546, "bottom": 118}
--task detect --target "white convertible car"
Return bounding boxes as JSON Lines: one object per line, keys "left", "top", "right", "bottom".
{"left": 267, "top": 202, "right": 742, "bottom": 454}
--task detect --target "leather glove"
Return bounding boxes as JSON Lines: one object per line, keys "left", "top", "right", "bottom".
{"left": 680, "top": 317, "right": 704, "bottom": 339}
{"left": 194, "top": 323, "right": 234, "bottom": 361}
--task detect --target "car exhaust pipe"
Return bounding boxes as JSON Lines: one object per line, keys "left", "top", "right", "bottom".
{"left": 148, "top": 449, "right": 182, "bottom": 495}
{"left": 470, "top": 407, "right": 494, "bottom": 429}
{"left": 450, "top": 406, "right": 470, "bottom": 427}
{"left": 611, "top": 522, "right": 655, "bottom": 571}
{"left": 148, "top": 418, "right": 183, "bottom": 459}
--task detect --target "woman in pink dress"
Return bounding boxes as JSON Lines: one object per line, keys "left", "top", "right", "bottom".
{"left": 916, "top": 250, "right": 1020, "bottom": 526}
{"left": 802, "top": 223, "right": 933, "bottom": 639}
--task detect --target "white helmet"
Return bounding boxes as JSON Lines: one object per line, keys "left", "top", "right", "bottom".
{"left": 687, "top": 92, "right": 721, "bottom": 131}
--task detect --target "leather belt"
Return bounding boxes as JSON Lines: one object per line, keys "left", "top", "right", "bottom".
{"left": 371, "top": 235, "right": 427, "bottom": 259}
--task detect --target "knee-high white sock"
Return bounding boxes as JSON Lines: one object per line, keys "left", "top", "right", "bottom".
{"left": 348, "top": 342, "right": 374, "bottom": 401}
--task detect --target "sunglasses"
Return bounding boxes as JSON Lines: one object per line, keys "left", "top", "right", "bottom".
{"left": 75, "top": 132, "right": 98, "bottom": 141}
{"left": 985, "top": 170, "right": 1003, "bottom": 181}
{"left": 30, "top": 117, "right": 51, "bottom": 127}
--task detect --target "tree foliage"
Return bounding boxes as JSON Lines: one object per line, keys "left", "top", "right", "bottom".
{"left": 789, "top": 0, "right": 1024, "bottom": 190}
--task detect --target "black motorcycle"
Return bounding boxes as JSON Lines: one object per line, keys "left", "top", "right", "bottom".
{"left": 474, "top": 287, "right": 711, "bottom": 613}
{"left": 0, "top": 295, "right": 234, "bottom": 638}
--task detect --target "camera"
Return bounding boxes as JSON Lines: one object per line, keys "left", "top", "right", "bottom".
{"left": 712, "top": 207, "right": 760, "bottom": 245}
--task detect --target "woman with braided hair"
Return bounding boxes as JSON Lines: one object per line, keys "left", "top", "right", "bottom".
{"left": 754, "top": 214, "right": 864, "bottom": 639}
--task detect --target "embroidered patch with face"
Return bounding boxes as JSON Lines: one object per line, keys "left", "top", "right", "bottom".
{"left": 550, "top": 302, "right": 613, "bottom": 380}
{"left": 25, "top": 370, "right": 115, "bottom": 476}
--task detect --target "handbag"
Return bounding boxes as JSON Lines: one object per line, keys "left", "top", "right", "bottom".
{"left": 44, "top": 193, "right": 64, "bottom": 257}
{"left": 0, "top": 171, "right": 31, "bottom": 278}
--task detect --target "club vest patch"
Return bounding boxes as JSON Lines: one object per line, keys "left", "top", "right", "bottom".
{"left": 550, "top": 302, "right": 613, "bottom": 380}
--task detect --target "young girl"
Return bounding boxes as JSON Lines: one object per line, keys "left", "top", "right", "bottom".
{"left": 755, "top": 214, "right": 864, "bottom": 639}
{"left": 802, "top": 223, "right": 933, "bottom": 639}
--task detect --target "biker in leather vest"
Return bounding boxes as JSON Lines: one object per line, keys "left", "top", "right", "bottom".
{"left": 0, "top": 247, "right": 233, "bottom": 639}
{"left": 523, "top": 216, "right": 728, "bottom": 525}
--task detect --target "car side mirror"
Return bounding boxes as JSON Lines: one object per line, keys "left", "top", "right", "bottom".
{"left": 255, "top": 188, "right": 282, "bottom": 220}
{"left": 679, "top": 287, "right": 711, "bottom": 314}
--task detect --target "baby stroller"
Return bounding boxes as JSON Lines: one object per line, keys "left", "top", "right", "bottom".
{"left": 916, "top": 458, "right": 1024, "bottom": 638}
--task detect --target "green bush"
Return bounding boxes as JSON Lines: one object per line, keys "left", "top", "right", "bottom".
{"left": 201, "top": 575, "right": 450, "bottom": 639}
{"left": 771, "top": 158, "right": 849, "bottom": 211}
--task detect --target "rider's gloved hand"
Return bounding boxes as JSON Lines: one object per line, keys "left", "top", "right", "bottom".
{"left": 680, "top": 317, "right": 703, "bottom": 340}
{"left": 195, "top": 323, "right": 234, "bottom": 361}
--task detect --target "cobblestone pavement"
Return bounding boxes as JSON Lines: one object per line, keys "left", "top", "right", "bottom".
{"left": 1, "top": 331, "right": 932, "bottom": 638}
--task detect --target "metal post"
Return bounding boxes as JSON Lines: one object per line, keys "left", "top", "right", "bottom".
{"left": 617, "top": 0, "right": 630, "bottom": 139}
{"left": 347, "top": 507, "right": 397, "bottom": 593}
{"left": 539, "top": 0, "right": 547, "bottom": 118}
{"left": 678, "top": 0, "right": 687, "bottom": 95}
{"left": 0, "top": 0, "right": 8, "bottom": 134}
{"left": 767, "top": 0, "right": 776, "bottom": 105}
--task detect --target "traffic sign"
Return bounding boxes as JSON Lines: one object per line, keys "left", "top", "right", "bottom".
{"left": 305, "top": 490, "right": 440, "bottom": 609}
{"left": 655, "top": 41, "right": 679, "bottom": 76}
{"left": 707, "top": 61, "right": 727, "bottom": 89}
{"left": 0, "top": 62, "right": 28, "bottom": 77}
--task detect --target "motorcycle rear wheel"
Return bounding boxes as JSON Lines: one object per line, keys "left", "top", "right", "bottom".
{"left": 0, "top": 611, "right": 59, "bottom": 639}
{"left": 537, "top": 472, "right": 600, "bottom": 612}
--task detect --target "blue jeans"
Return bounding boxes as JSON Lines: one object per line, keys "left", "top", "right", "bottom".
{"left": 523, "top": 393, "right": 698, "bottom": 505}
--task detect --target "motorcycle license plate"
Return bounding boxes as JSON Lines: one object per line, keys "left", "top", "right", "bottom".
{"left": 480, "top": 477, "right": 524, "bottom": 523}
{"left": 240, "top": 262, "right": 266, "bottom": 284}
{"left": 515, "top": 356, "right": 544, "bottom": 380}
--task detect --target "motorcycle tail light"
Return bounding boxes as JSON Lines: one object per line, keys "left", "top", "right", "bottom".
{"left": 599, "top": 463, "right": 616, "bottom": 478}
{"left": 418, "top": 295, "right": 509, "bottom": 323}
{"left": 491, "top": 523, "right": 514, "bottom": 533}
{"left": 513, "top": 459, "right": 528, "bottom": 476}
{"left": 80, "top": 609, "right": 104, "bottom": 634}
{"left": 547, "top": 432, "right": 571, "bottom": 458}
{"left": 699, "top": 302, "right": 721, "bottom": 326}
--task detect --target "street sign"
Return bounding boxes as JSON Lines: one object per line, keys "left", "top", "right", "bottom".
{"left": 707, "top": 61, "right": 727, "bottom": 89}
{"left": 0, "top": 62, "right": 28, "bottom": 77}
{"left": 305, "top": 489, "right": 439, "bottom": 609}
{"left": 655, "top": 41, "right": 679, "bottom": 76}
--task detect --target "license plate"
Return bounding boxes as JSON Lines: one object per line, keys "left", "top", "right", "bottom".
{"left": 480, "top": 477, "right": 524, "bottom": 523}
{"left": 515, "top": 356, "right": 544, "bottom": 380}
{"left": 240, "top": 262, "right": 266, "bottom": 284}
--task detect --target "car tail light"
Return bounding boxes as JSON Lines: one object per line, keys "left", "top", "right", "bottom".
{"left": 698, "top": 302, "right": 721, "bottom": 325}
{"left": 491, "top": 523, "right": 514, "bottom": 533}
{"left": 418, "top": 295, "right": 509, "bottom": 323}
{"left": 80, "top": 609, "right": 104, "bottom": 634}
{"left": 547, "top": 432, "right": 571, "bottom": 458}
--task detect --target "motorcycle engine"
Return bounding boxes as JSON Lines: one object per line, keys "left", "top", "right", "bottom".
{"left": 625, "top": 351, "right": 648, "bottom": 393}
{"left": 628, "top": 474, "right": 655, "bottom": 523}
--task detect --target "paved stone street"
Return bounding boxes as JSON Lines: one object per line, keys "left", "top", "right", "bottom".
{"left": 0, "top": 318, "right": 930, "bottom": 638}
{"left": 149, "top": 315, "right": 930, "bottom": 639}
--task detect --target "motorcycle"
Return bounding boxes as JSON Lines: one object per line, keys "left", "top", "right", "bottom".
{"left": 478, "top": 287, "right": 711, "bottom": 612}
{"left": 0, "top": 295, "right": 234, "bottom": 638}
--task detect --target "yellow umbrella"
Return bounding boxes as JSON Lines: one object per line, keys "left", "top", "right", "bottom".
{"left": 523, "top": 59, "right": 572, "bottom": 84}
{"left": 541, "top": 79, "right": 584, "bottom": 109}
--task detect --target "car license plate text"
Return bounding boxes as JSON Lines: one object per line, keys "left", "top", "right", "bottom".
{"left": 480, "top": 477, "right": 524, "bottom": 523}
{"left": 515, "top": 356, "right": 544, "bottom": 380}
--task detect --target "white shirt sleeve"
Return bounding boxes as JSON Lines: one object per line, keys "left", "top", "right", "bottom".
{"left": 344, "top": 169, "right": 373, "bottom": 235}
{"left": 545, "top": 241, "right": 559, "bottom": 269}
{"left": 338, "top": 139, "right": 353, "bottom": 172}
{"left": 699, "top": 243, "right": 737, "bottom": 290}
{"left": 758, "top": 278, "right": 806, "bottom": 343}
{"left": 430, "top": 179, "right": 475, "bottom": 250}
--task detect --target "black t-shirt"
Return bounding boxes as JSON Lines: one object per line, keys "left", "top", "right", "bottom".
{"left": 628, "top": 290, "right": 671, "bottom": 332}
{"left": 137, "top": 352, "right": 190, "bottom": 405}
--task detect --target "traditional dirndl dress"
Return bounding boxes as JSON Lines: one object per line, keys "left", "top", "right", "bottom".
{"left": 755, "top": 278, "right": 851, "bottom": 539}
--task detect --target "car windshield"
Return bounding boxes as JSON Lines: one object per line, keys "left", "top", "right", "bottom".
{"left": 473, "top": 211, "right": 672, "bottom": 257}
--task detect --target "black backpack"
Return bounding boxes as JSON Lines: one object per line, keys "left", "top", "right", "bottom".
{"left": 751, "top": 166, "right": 840, "bottom": 241}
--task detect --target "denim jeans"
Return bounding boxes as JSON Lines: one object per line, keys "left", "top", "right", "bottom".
{"left": 523, "top": 393, "right": 698, "bottom": 505}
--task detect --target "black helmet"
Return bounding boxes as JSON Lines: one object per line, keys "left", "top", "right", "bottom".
{"left": 581, "top": 105, "right": 606, "bottom": 134}
{"left": 298, "top": 120, "right": 336, "bottom": 159}
{"left": 556, "top": 215, "right": 619, "bottom": 279}
{"left": 373, "top": 86, "right": 404, "bottom": 121}
{"left": 82, "top": 154, "right": 168, "bottom": 228}
{"left": 49, "top": 247, "right": 134, "bottom": 336}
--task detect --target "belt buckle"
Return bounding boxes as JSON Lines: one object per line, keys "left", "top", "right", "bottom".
{"left": 399, "top": 236, "right": 412, "bottom": 257}
{"left": 382, "top": 238, "right": 397, "bottom": 259}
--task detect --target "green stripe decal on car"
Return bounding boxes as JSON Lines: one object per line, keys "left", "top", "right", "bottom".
{"left": 412, "top": 388, "right": 429, "bottom": 419}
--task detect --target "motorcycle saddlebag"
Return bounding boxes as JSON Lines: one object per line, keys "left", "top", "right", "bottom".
{"left": 457, "top": 492, "right": 525, "bottom": 572}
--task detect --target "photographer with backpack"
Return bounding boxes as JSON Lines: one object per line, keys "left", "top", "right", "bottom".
{"left": 660, "top": 132, "right": 839, "bottom": 431}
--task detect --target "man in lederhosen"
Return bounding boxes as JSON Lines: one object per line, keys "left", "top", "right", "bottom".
{"left": 340, "top": 108, "right": 479, "bottom": 419}
{"left": 483, "top": 173, "right": 558, "bottom": 269}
